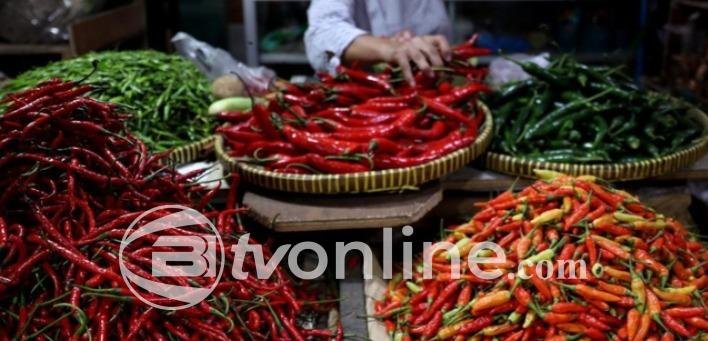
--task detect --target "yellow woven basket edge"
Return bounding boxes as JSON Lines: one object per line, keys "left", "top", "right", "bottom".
{"left": 165, "top": 136, "right": 216, "bottom": 165}
{"left": 484, "top": 107, "right": 708, "bottom": 180}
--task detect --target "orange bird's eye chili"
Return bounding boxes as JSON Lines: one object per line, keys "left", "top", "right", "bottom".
{"left": 374, "top": 172, "right": 708, "bottom": 340}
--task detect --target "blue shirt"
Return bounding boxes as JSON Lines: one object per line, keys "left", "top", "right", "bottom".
{"left": 304, "top": 0, "right": 452, "bottom": 72}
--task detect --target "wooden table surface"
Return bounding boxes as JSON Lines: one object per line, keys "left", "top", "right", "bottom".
{"left": 241, "top": 158, "right": 706, "bottom": 340}
{"left": 242, "top": 154, "right": 707, "bottom": 232}
{"left": 445, "top": 154, "right": 708, "bottom": 191}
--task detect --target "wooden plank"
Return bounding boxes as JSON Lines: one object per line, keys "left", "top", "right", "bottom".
{"left": 243, "top": 184, "right": 443, "bottom": 232}
{"left": 444, "top": 154, "right": 708, "bottom": 192}
{"left": 656, "top": 153, "right": 708, "bottom": 180}
{"left": 69, "top": 0, "right": 146, "bottom": 55}
{"left": 364, "top": 257, "right": 388, "bottom": 341}
{"left": 676, "top": 0, "right": 708, "bottom": 10}
{"left": 339, "top": 264, "right": 369, "bottom": 340}
{"left": 443, "top": 167, "right": 528, "bottom": 192}
{"left": 0, "top": 43, "right": 70, "bottom": 56}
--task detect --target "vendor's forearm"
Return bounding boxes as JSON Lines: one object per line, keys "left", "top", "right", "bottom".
{"left": 342, "top": 35, "right": 394, "bottom": 65}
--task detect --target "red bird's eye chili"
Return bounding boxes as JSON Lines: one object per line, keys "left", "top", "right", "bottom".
{"left": 660, "top": 311, "right": 693, "bottom": 337}
{"left": 435, "top": 83, "right": 490, "bottom": 106}
{"left": 421, "top": 97, "right": 474, "bottom": 127}
{"left": 336, "top": 65, "right": 393, "bottom": 93}
{"left": 280, "top": 93, "right": 314, "bottom": 107}
{"left": 212, "top": 44, "right": 488, "bottom": 175}
{"left": 244, "top": 141, "right": 298, "bottom": 157}
{"left": 305, "top": 154, "right": 370, "bottom": 174}
{"left": 366, "top": 91, "right": 418, "bottom": 105}
{"left": 330, "top": 83, "right": 384, "bottom": 101}
{"left": 215, "top": 111, "right": 252, "bottom": 123}
{"left": 0, "top": 80, "right": 335, "bottom": 340}
{"left": 664, "top": 307, "right": 705, "bottom": 318}
{"left": 282, "top": 125, "right": 366, "bottom": 156}
{"left": 399, "top": 120, "right": 449, "bottom": 141}
{"left": 252, "top": 104, "right": 281, "bottom": 139}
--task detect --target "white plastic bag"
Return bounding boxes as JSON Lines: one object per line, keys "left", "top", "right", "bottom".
{"left": 171, "top": 32, "right": 275, "bottom": 95}
{"left": 487, "top": 53, "right": 550, "bottom": 88}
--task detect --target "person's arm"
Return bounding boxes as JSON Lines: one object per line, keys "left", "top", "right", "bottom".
{"left": 305, "top": 0, "right": 452, "bottom": 85}
{"left": 304, "top": 0, "right": 367, "bottom": 73}
{"left": 340, "top": 35, "right": 394, "bottom": 66}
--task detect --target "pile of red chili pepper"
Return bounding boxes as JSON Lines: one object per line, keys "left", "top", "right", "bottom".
{"left": 0, "top": 80, "right": 340, "bottom": 340}
{"left": 376, "top": 170, "right": 708, "bottom": 340}
{"left": 216, "top": 37, "right": 490, "bottom": 174}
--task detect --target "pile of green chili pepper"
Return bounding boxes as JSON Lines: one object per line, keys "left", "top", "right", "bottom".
{"left": 0, "top": 50, "right": 213, "bottom": 151}
{"left": 487, "top": 56, "right": 705, "bottom": 163}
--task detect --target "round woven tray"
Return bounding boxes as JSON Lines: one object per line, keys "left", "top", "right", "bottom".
{"left": 164, "top": 136, "right": 216, "bottom": 165}
{"left": 485, "top": 107, "right": 708, "bottom": 181}
{"left": 216, "top": 103, "right": 493, "bottom": 194}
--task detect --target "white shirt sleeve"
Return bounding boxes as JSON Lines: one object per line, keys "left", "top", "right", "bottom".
{"left": 304, "top": 0, "right": 368, "bottom": 73}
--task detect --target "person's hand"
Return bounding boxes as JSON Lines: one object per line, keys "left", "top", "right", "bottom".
{"left": 385, "top": 34, "right": 452, "bottom": 86}
{"left": 391, "top": 30, "right": 414, "bottom": 43}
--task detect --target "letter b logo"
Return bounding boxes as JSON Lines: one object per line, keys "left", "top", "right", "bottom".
{"left": 119, "top": 205, "right": 224, "bottom": 311}
{"left": 152, "top": 236, "right": 217, "bottom": 277}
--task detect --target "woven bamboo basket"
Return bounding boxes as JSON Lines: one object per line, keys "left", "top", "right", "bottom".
{"left": 216, "top": 103, "right": 493, "bottom": 194}
{"left": 164, "top": 136, "right": 216, "bottom": 165}
{"left": 485, "top": 107, "right": 708, "bottom": 181}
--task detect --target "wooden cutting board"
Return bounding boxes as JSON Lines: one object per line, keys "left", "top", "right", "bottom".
{"left": 243, "top": 183, "right": 443, "bottom": 232}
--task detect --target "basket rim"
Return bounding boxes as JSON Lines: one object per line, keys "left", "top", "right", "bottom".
{"left": 216, "top": 102, "right": 493, "bottom": 182}
{"left": 165, "top": 135, "right": 216, "bottom": 165}
{"left": 485, "top": 106, "right": 708, "bottom": 178}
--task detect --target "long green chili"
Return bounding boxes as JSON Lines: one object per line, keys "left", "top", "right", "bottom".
{"left": 0, "top": 50, "right": 214, "bottom": 151}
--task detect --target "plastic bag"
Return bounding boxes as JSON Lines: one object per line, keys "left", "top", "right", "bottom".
{"left": 487, "top": 53, "right": 550, "bottom": 88}
{"left": 0, "top": 0, "right": 104, "bottom": 43}
{"left": 171, "top": 32, "right": 275, "bottom": 95}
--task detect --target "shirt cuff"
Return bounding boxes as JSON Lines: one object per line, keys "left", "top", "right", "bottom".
{"left": 325, "top": 27, "right": 367, "bottom": 74}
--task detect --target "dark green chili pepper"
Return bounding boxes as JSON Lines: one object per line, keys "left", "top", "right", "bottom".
{"left": 568, "top": 130, "right": 582, "bottom": 142}
{"left": 656, "top": 114, "right": 678, "bottom": 129}
{"left": 610, "top": 113, "right": 636, "bottom": 137}
{"left": 626, "top": 135, "right": 641, "bottom": 150}
{"left": 671, "top": 128, "right": 700, "bottom": 150}
{"left": 591, "top": 116, "right": 608, "bottom": 147}
{"left": 493, "top": 79, "right": 534, "bottom": 105}
{"left": 524, "top": 89, "right": 611, "bottom": 140}
{"left": 516, "top": 61, "right": 570, "bottom": 88}
{"left": 511, "top": 100, "right": 533, "bottom": 139}
{"left": 643, "top": 123, "right": 661, "bottom": 141}
{"left": 588, "top": 82, "right": 633, "bottom": 100}
{"left": 548, "top": 140, "right": 573, "bottom": 149}
{"left": 489, "top": 54, "right": 706, "bottom": 165}
{"left": 646, "top": 143, "right": 660, "bottom": 157}
{"left": 493, "top": 101, "right": 516, "bottom": 137}
{"left": 608, "top": 116, "right": 624, "bottom": 132}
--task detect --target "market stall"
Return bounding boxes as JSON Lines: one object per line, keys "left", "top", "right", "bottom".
{"left": 1, "top": 1, "right": 707, "bottom": 340}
